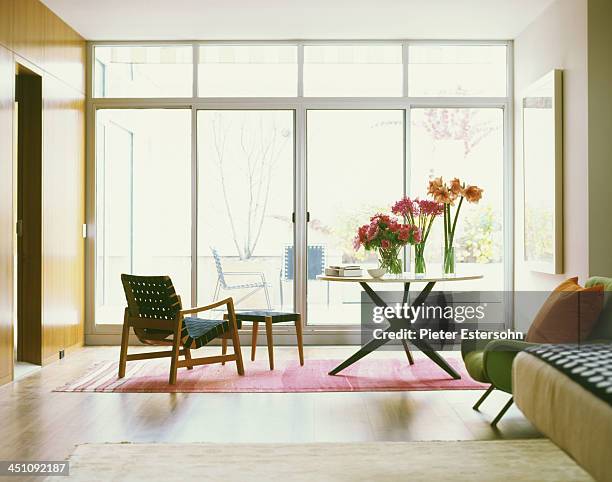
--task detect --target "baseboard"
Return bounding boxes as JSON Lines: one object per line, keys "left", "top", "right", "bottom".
{"left": 0, "top": 373, "right": 13, "bottom": 386}
{"left": 41, "top": 341, "right": 84, "bottom": 366}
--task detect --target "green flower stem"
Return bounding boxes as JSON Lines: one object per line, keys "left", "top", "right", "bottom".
{"left": 449, "top": 196, "right": 464, "bottom": 248}
{"left": 379, "top": 247, "right": 403, "bottom": 275}
{"left": 423, "top": 215, "right": 436, "bottom": 243}
{"left": 414, "top": 243, "right": 426, "bottom": 274}
{"left": 444, "top": 206, "right": 449, "bottom": 251}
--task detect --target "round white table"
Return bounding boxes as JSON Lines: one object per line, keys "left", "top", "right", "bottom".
{"left": 317, "top": 273, "right": 484, "bottom": 378}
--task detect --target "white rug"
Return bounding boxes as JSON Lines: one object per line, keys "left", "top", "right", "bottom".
{"left": 54, "top": 439, "right": 593, "bottom": 481}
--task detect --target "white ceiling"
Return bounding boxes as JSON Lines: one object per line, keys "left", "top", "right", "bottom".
{"left": 41, "top": 0, "right": 556, "bottom": 41}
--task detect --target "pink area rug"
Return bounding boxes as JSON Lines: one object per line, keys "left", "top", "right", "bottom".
{"left": 55, "top": 357, "right": 487, "bottom": 393}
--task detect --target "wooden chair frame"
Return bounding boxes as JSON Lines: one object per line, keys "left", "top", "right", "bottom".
{"left": 119, "top": 297, "right": 245, "bottom": 385}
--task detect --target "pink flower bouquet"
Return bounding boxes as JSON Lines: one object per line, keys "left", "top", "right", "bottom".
{"left": 354, "top": 214, "right": 421, "bottom": 275}
{"left": 392, "top": 197, "right": 444, "bottom": 275}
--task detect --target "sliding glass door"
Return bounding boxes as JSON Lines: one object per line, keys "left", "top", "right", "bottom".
{"left": 410, "top": 108, "right": 505, "bottom": 291}
{"left": 95, "top": 109, "right": 191, "bottom": 325}
{"left": 197, "top": 110, "right": 295, "bottom": 311}
{"left": 93, "top": 106, "right": 506, "bottom": 331}
{"left": 306, "top": 110, "right": 405, "bottom": 325}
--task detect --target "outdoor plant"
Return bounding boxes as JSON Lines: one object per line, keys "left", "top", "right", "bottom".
{"left": 392, "top": 197, "right": 444, "bottom": 275}
{"left": 457, "top": 204, "right": 501, "bottom": 263}
{"left": 353, "top": 214, "right": 421, "bottom": 275}
{"left": 427, "top": 177, "right": 484, "bottom": 274}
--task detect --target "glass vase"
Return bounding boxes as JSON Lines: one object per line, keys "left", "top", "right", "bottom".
{"left": 443, "top": 246, "right": 455, "bottom": 276}
{"left": 379, "top": 247, "right": 403, "bottom": 275}
{"left": 414, "top": 244, "right": 426, "bottom": 277}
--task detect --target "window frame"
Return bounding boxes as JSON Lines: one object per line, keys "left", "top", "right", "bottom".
{"left": 85, "top": 39, "right": 514, "bottom": 345}
{"left": 93, "top": 44, "right": 195, "bottom": 99}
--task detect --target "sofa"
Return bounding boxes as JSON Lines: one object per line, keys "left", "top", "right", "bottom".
{"left": 513, "top": 343, "right": 612, "bottom": 481}
{"left": 461, "top": 276, "right": 612, "bottom": 425}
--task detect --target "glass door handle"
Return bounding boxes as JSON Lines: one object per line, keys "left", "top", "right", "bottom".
{"left": 291, "top": 212, "right": 310, "bottom": 223}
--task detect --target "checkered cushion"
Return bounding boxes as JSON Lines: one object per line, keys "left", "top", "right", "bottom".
{"left": 525, "top": 343, "right": 612, "bottom": 405}
{"left": 182, "top": 317, "right": 241, "bottom": 349}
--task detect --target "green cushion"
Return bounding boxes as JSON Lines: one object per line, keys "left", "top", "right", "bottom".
{"left": 586, "top": 276, "right": 612, "bottom": 341}
{"left": 463, "top": 350, "right": 489, "bottom": 383}
{"left": 585, "top": 276, "right": 612, "bottom": 291}
{"left": 484, "top": 340, "right": 538, "bottom": 394}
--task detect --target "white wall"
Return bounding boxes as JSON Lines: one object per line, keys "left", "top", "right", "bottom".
{"left": 513, "top": 0, "right": 588, "bottom": 330}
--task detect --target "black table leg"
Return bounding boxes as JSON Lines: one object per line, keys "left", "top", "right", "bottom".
{"left": 328, "top": 281, "right": 461, "bottom": 380}
{"left": 400, "top": 282, "right": 414, "bottom": 365}
{"left": 401, "top": 338, "right": 414, "bottom": 365}
{"left": 328, "top": 327, "right": 395, "bottom": 375}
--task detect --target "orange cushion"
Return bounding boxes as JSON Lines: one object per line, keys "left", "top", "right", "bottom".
{"left": 526, "top": 277, "right": 604, "bottom": 343}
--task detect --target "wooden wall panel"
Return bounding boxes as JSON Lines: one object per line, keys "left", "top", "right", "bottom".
{"left": 41, "top": 77, "right": 85, "bottom": 363}
{"left": 0, "top": 0, "right": 14, "bottom": 50}
{"left": 0, "top": 45, "right": 14, "bottom": 384}
{"left": 0, "top": 0, "right": 85, "bottom": 378}
{"left": 12, "top": 0, "right": 46, "bottom": 68}
{"left": 43, "top": 6, "right": 85, "bottom": 94}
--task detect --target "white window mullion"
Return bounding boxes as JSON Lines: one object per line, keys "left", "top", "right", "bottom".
{"left": 402, "top": 41, "right": 410, "bottom": 98}
{"left": 192, "top": 43, "right": 199, "bottom": 99}
{"left": 297, "top": 43, "right": 304, "bottom": 98}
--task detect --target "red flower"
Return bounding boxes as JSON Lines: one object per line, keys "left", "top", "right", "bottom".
{"left": 370, "top": 213, "right": 391, "bottom": 225}
{"left": 357, "top": 225, "right": 368, "bottom": 242}
{"left": 411, "top": 225, "right": 423, "bottom": 244}
{"left": 354, "top": 213, "right": 420, "bottom": 253}
{"left": 366, "top": 223, "right": 379, "bottom": 241}
{"left": 398, "top": 224, "right": 412, "bottom": 241}
{"left": 392, "top": 197, "right": 417, "bottom": 218}
{"left": 417, "top": 199, "right": 444, "bottom": 216}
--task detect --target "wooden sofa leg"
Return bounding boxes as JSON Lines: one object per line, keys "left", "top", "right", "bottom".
{"left": 118, "top": 318, "right": 130, "bottom": 378}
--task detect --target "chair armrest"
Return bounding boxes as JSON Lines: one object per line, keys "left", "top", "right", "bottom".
{"left": 180, "top": 297, "right": 233, "bottom": 315}
{"left": 483, "top": 340, "right": 538, "bottom": 394}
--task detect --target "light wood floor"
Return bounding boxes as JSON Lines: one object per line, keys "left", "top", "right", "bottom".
{"left": 0, "top": 346, "right": 541, "bottom": 462}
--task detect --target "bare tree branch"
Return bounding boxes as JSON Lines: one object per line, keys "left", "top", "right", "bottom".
{"left": 212, "top": 112, "right": 290, "bottom": 260}
{"left": 212, "top": 114, "right": 244, "bottom": 259}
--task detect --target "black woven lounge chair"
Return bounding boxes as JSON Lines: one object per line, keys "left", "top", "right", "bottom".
{"left": 120, "top": 274, "right": 244, "bottom": 384}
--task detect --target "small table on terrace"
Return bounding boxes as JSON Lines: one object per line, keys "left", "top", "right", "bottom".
{"left": 317, "top": 273, "right": 484, "bottom": 379}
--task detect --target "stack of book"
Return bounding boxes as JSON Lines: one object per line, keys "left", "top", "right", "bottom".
{"left": 324, "top": 265, "right": 363, "bottom": 277}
